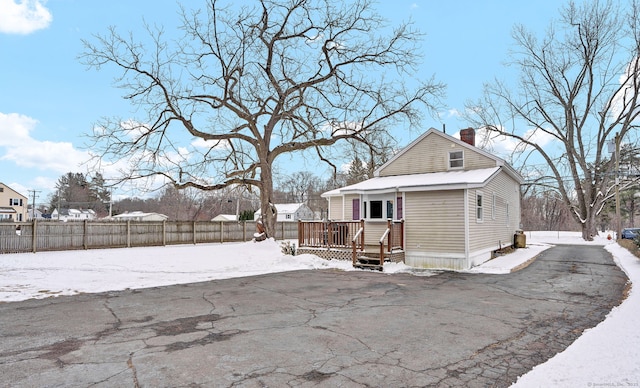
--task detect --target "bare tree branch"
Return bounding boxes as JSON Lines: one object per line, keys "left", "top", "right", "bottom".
{"left": 466, "top": 0, "right": 640, "bottom": 240}
{"left": 80, "top": 0, "right": 444, "bottom": 237}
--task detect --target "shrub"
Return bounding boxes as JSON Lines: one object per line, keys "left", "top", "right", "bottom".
{"left": 280, "top": 241, "right": 296, "bottom": 256}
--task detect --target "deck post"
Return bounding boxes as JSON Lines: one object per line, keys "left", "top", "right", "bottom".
{"left": 387, "top": 219, "right": 392, "bottom": 253}
{"left": 352, "top": 239, "right": 357, "bottom": 266}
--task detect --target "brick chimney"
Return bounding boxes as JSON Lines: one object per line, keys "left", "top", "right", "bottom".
{"left": 460, "top": 127, "right": 475, "bottom": 147}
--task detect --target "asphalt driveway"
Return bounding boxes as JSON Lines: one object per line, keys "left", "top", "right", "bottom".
{"left": 0, "top": 244, "right": 628, "bottom": 387}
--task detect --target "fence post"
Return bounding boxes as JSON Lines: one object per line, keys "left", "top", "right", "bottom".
{"left": 83, "top": 220, "right": 88, "bottom": 250}
{"left": 32, "top": 219, "right": 37, "bottom": 253}
{"left": 243, "top": 221, "right": 246, "bottom": 241}
{"left": 127, "top": 220, "right": 131, "bottom": 248}
{"left": 193, "top": 221, "right": 197, "bottom": 245}
{"left": 162, "top": 220, "right": 166, "bottom": 246}
{"left": 220, "top": 221, "right": 224, "bottom": 243}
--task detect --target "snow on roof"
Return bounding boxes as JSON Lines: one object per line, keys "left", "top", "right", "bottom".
{"left": 211, "top": 214, "right": 237, "bottom": 221}
{"left": 323, "top": 167, "right": 501, "bottom": 197}
{"left": 112, "top": 211, "right": 168, "bottom": 220}
{"left": 255, "top": 203, "right": 304, "bottom": 215}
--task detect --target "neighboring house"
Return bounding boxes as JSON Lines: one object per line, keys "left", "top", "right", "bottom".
{"left": 52, "top": 208, "right": 97, "bottom": 222}
{"left": 110, "top": 211, "right": 168, "bottom": 221}
{"left": 320, "top": 127, "right": 523, "bottom": 270}
{"left": 0, "top": 182, "right": 28, "bottom": 222}
{"left": 254, "top": 203, "right": 314, "bottom": 222}
{"left": 211, "top": 214, "right": 237, "bottom": 221}
{"left": 27, "top": 207, "right": 48, "bottom": 221}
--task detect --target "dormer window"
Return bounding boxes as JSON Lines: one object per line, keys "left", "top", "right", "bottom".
{"left": 449, "top": 150, "right": 463, "bottom": 169}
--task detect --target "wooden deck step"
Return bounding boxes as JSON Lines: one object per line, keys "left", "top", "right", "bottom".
{"left": 353, "top": 262, "right": 384, "bottom": 271}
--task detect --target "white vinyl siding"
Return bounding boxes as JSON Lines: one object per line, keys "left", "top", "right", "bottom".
{"left": 404, "top": 190, "right": 465, "bottom": 255}
{"left": 467, "top": 171, "right": 521, "bottom": 253}
{"left": 328, "top": 196, "right": 344, "bottom": 220}
{"left": 378, "top": 132, "right": 497, "bottom": 176}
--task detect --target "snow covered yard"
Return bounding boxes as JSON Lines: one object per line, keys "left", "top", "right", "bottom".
{"left": 0, "top": 231, "right": 638, "bottom": 386}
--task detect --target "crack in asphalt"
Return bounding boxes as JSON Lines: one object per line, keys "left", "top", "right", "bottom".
{"left": 0, "top": 245, "right": 628, "bottom": 387}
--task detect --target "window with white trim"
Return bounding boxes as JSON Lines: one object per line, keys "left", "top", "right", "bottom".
{"left": 370, "top": 200, "right": 383, "bottom": 219}
{"left": 476, "top": 191, "right": 484, "bottom": 222}
{"left": 363, "top": 195, "right": 396, "bottom": 220}
{"left": 449, "top": 150, "right": 464, "bottom": 169}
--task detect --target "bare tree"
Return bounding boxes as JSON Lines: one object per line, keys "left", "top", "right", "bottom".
{"left": 80, "top": 0, "right": 443, "bottom": 238}
{"left": 50, "top": 172, "right": 111, "bottom": 216}
{"left": 466, "top": 0, "right": 640, "bottom": 240}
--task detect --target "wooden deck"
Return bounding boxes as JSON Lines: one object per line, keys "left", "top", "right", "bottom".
{"left": 297, "top": 220, "right": 404, "bottom": 270}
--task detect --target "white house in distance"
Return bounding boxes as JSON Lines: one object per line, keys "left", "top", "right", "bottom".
{"left": 254, "top": 203, "right": 314, "bottom": 222}
{"left": 0, "top": 182, "right": 28, "bottom": 222}
{"left": 52, "top": 208, "right": 97, "bottom": 222}
{"left": 211, "top": 214, "right": 238, "bottom": 222}
{"left": 321, "top": 127, "right": 523, "bottom": 270}
{"left": 110, "top": 211, "right": 168, "bottom": 221}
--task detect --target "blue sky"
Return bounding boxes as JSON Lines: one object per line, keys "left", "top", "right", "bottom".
{"left": 0, "top": 0, "right": 569, "bottom": 204}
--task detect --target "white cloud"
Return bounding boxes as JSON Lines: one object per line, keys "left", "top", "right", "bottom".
{"left": 454, "top": 126, "right": 557, "bottom": 159}
{"left": 0, "top": 0, "right": 52, "bottom": 34}
{"left": 0, "top": 112, "right": 90, "bottom": 173}
{"left": 191, "top": 137, "right": 231, "bottom": 151}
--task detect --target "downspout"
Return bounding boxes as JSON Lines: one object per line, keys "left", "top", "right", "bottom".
{"left": 464, "top": 188, "right": 470, "bottom": 267}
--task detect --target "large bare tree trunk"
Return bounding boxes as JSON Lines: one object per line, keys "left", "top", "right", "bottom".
{"left": 259, "top": 167, "right": 277, "bottom": 239}
{"left": 581, "top": 214, "right": 598, "bottom": 241}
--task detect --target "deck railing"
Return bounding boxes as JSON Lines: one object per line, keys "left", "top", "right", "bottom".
{"left": 351, "top": 224, "right": 365, "bottom": 266}
{"left": 377, "top": 219, "right": 404, "bottom": 265}
{"left": 298, "top": 219, "right": 404, "bottom": 266}
{"left": 297, "top": 220, "right": 364, "bottom": 249}
{"left": 388, "top": 219, "right": 404, "bottom": 252}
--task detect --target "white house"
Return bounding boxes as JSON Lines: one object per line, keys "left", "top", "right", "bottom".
{"left": 319, "top": 127, "right": 523, "bottom": 270}
{"left": 211, "top": 214, "right": 238, "bottom": 221}
{"left": 110, "top": 211, "right": 168, "bottom": 221}
{"left": 254, "top": 203, "right": 313, "bottom": 222}
{"left": 52, "top": 208, "right": 97, "bottom": 222}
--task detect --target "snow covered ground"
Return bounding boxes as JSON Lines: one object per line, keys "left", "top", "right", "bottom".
{"left": 0, "top": 231, "right": 638, "bottom": 386}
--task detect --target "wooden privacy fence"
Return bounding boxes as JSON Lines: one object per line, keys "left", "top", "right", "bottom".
{"left": 0, "top": 220, "right": 299, "bottom": 254}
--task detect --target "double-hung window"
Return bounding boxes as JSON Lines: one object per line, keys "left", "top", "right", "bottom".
{"left": 476, "top": 191, "right": 484, "bottom": 222}
{"left": 449, "top": 150, "right": 464, "bottom": 169}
